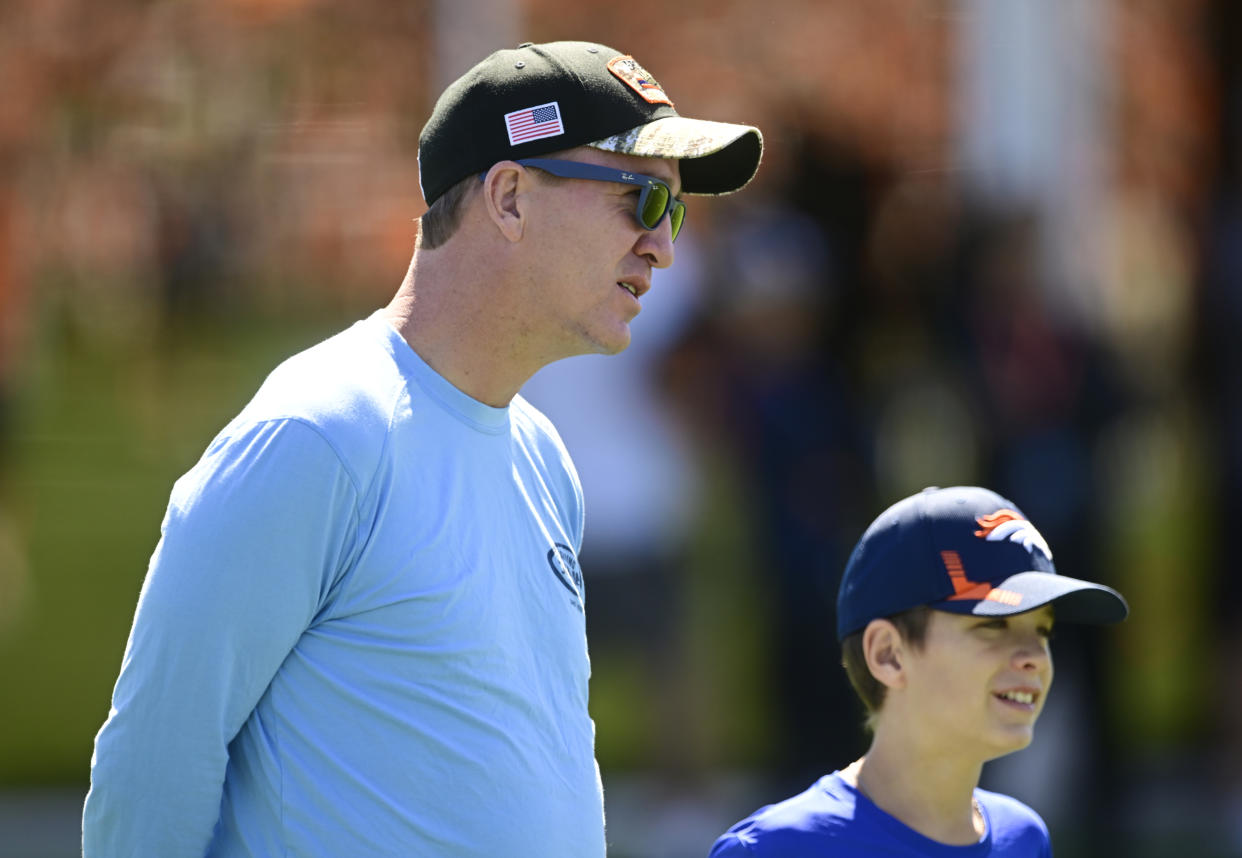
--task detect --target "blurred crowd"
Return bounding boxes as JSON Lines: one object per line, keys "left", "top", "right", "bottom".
{"left": 1, "top": 1, "right": 1240, "bottom": 856}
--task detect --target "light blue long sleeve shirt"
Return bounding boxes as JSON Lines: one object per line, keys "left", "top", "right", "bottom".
{"left": 83, "top": 314, "right": 606, "bottom": 856}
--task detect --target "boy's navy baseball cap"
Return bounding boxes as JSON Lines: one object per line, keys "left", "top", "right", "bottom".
{"left": 417, "top": 40, "right": 763, "bottom": 205}
{"left": 836, "top": 486, "right": 1129, "bottom": 641}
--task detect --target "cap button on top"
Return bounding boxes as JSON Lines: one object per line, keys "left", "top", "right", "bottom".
{"left": 514, "top": 61, "right": 525, "bottom": 68}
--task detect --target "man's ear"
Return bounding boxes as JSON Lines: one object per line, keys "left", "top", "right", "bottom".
{"left": 481, "top": 161, "right": 529, "bottom": 243}
{"left": 863, "top": 619, "right": 907, "bottom": 691}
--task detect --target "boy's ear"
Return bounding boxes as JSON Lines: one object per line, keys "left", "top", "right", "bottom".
{"left": 863, "top": 619, "right": 907, "bottom": 691}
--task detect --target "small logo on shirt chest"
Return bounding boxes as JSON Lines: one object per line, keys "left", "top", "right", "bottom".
{"left": 546, "top": 543, "right": 584, "bottom": 612}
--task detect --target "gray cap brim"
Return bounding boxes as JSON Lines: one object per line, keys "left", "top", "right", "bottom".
{"left": 587, "top": 116, "right": 763, "bottom": 196}
{"left": 931, "top": 571, "right": 1130, "bottom": 624}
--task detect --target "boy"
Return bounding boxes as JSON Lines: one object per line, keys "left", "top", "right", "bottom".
{"left": 709, "top": 485, "right": 1128, "bottom": 856}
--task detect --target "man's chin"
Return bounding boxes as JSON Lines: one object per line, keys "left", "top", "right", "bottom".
{"left": 587, "top": 327, "right": 632, "bottom": 356}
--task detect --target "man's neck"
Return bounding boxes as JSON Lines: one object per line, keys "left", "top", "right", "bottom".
{"left": 844, "top": 736, "right": 985, "bottom": 846}
{"left": 383, "top": 248, "right": 542, "bottom": 409}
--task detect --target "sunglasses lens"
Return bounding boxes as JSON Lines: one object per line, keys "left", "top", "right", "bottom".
{"left": 640, "top": 184, "right": 670, "bottom": 229}
{"left": 638, "top": 183, "right": 685, "bottom": 240}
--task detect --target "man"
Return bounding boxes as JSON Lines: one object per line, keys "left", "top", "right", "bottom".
{"left": 708, "top": 486, "right": 1128, "bottom": 856}
{"left": 83, "top": 40, "right": 762, "bottom": 857}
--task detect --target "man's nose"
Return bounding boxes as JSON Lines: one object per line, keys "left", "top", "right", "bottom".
{"left": 635, "top": 219, "right": 675, "bottom": 269}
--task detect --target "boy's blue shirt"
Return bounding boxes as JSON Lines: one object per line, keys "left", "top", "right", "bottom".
{"left": 710, "top": 771, "right": 1052, "bottom": 857}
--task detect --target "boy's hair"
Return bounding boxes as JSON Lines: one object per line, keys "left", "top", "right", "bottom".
{"left": 840, "top": 606, "right": 932, "bottom": 732}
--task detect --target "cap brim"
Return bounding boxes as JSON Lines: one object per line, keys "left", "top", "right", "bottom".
{"left": 587, "top": 116, "right": 763, "bottom": 196}
{"left": 931, "top": 571, "right": 1129, "bottom": 625}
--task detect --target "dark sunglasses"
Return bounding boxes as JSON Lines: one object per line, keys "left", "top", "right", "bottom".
{"left": 514, "top": 158, "right": 686, "bottom": 241}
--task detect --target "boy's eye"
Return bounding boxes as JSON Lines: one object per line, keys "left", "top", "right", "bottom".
{"left": 1039, "top": 626, "right": 1056, "bottom": 640}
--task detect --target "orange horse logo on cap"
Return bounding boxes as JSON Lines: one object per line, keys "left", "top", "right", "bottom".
{"left": 974, "top": 509, "right": 1053, "bottom": 561}
{"left": 940, "top": 509, "right": 1047, "bottom": 606}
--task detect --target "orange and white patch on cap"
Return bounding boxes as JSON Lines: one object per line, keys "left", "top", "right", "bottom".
{"left": 607, "top": 56, "right": 674, "bottom": 106}
{"left": 975, "top": 510, "right": 1053, "bottom": 561}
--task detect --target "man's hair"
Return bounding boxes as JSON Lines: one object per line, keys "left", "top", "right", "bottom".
{"left": 417, "top": 160, "right": 572, "bottom": 250}
{"left": 418, "top": 174, "right": 479, "bottom": 250}
{"left": 840, "top": 605, "right": 932, "bottom": 732}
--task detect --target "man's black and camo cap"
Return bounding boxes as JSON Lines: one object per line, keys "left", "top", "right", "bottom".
{"left": 417, "top": 40, "right": 764, "bottom": 205}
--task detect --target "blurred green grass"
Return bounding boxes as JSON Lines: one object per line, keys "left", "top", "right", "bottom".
{"left": 2, "top": 313, "right": 343, "bottom": 784}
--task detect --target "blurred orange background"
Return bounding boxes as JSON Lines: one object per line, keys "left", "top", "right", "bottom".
{"left": 1, "top": 2, "right": 1239, "bottom": 856}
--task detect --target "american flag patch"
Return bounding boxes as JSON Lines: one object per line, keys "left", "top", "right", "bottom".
{"left": 504, "top": 101, "right": 565, "bottom": 145}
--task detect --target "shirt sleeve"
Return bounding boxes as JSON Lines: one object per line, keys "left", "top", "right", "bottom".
{"left": 83, "top": 418, "right": 360, "bottom": 857}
